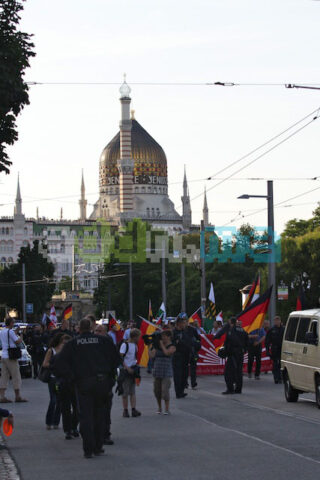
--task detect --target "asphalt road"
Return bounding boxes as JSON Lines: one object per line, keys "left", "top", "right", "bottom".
{"left": 2, "top": 372, "right": 320, "bottom": 480}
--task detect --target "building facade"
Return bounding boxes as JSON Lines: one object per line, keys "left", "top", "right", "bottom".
{"left": 0, "top": 80, "right": 210, "bottom": 293}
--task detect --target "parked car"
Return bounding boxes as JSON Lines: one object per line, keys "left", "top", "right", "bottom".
{"left": 0, "top": 339, "right": 32, "bottom": 378}
{"left": 281, "top": 309, "right": 320, "bottom": 408}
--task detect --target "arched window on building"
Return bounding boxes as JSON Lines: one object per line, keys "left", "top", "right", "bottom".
{"left": 0, "top": 241, "right": 6, "bottom": 253}
{"left": 7, "top": 240, "right": 13, "bottom": 253}
{"left": 5, "top": 227, "right": 9, "bottom": 235}
{"left": 7, "top": 257, "right": 13, "bottom": 265}
{"left": 156, "top": 208, "right": 160, "bottom": 217}
{"left": 24, "top": 227, "right": 28, "bottom": 236}
{"left": 151, "top": 208, "right": 155, "bottom": 217}
{"left": 146, "top": 208, "right": 150, "bottom": 217}
{"left": 22, "top": 240, "right": 29, "bottom": 247}
{"left": 1, "top": 257, "right": 6, "bottom": 268}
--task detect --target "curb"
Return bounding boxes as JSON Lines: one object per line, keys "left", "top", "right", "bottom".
{"left": 0, "top": 435, "right": 21, "bottom": 480}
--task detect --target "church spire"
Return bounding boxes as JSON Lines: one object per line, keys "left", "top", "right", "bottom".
{"left": 203, "top": 186, "right": 209, "bottom": 227}
{"left": 181, "top": 166, "right": 192, "bottom": 229}
{"left": 14, "top": 174, "right": 22, "bottom": 216}
{"left": 79, "top": 169, "right": 87, "bottom": 221}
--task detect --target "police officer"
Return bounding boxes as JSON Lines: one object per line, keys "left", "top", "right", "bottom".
{"left": 172, "top": 313, "right": 192, "bottom": 398}
{"left": 215, "top": 317, "right": 248, "bottom": 394}
{"left": 265, "top": 316, "right": 284, "bottom": 384}
{"left": 55, "top": 318, "right": 120, "bottom": 458}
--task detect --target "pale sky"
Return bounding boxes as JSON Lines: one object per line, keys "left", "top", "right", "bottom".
{"left": 1, "top": 0, "right": 320, "bottom": 234}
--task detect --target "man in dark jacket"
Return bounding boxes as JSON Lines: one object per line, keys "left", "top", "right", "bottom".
{"left": 54, "top": 318, "right": 120, "bottom": 458}
{"left": 265, "top": 316, "right": 284, "bottom": 384}
{"left": 172, "top": 314, "right": 192, "bottom": 398}
{"left": 214, "top": 317, "right": 248, "bottom": 394}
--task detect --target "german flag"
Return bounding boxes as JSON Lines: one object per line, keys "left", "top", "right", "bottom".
{"left": 237, "top": 286, "right": 272, "bottom": 334}
{"left": 62, "top": 304, "right": 72, "bottom": 321}
{"left": 242, "top": 273, "right": 260, "bottom": 310}
{"left": 213, "top": 287, "right": 272, "bottom": 352}
{"left": 136, "top": 316, "right": 159, "bottom": 367}
{"left": 189, "top": 307, "right": 202, "bottom": 327}
{"left": 296, "top": 285, "right": 307, "bottom": 311}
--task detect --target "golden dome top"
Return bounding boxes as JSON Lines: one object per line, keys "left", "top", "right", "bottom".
{"left": 99, "top": 119, "right": 167, "bottom": 187}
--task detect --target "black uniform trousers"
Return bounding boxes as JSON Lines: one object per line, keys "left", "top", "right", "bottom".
{"left": 59, "top": 383, "right": 78, "bottom": 433}
{"left": 105, "top": 391, "right": 113, "bottom": 440}
{"left": 247, "top": 344, "right": 262, "bottom": 377}
{"left": 224, "top": 352, "right": 244, "bottom": 393}
{"left": 189, "top": 355, "right": 198, "bottom": 388}
{"left": 271, "top": 355, "right": 282, "bottom": 383}
{"left": 77, "top": 376, "right": 111, "bottom": 455}
{"left": 173, "top": 353, "right": 189, "bottom": 397}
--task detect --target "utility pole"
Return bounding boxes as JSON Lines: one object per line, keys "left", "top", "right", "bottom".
{"left": 22, "top": 263, "right": 26, "bottom": 322}
{"left": 161, "top": 238, "right": 167, "bottom": 307}
{"left": 267, "top": 180, "right": 276, "bottom": 324}
{"left": 71, "top": 244, "right": 75, "bottom": 291}
{"left": 181, "top": 261, "right": 186, "bottom": 312}
{"left": 200, "top": 220, "right": 206, "bottom": 315}
{"left": 129, "top": 261, "right": 133, "bottom": 321}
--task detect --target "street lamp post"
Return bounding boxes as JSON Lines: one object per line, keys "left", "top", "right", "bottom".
{"left": 238, "top": 180, "right": 276, "bottom": 323}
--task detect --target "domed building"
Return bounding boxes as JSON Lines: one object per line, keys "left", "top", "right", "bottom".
{"left": 89, "top": 79, "right": 190, "bottom": 230}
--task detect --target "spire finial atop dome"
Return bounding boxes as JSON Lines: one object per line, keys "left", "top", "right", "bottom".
{"left": 120, "top": 73, "right": 131, "bottom": 99}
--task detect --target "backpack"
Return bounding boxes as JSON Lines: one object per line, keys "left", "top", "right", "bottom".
{"left": 118, "top": 340, "right": 129, "bottom": 357}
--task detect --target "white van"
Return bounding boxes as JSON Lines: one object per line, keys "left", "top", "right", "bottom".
{"left": 281, "top": 309, "right": 320, "bottom": 408}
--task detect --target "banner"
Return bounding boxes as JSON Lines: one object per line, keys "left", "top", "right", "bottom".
{"left": 196, "top": 334, "right": 272, "bottom": 376}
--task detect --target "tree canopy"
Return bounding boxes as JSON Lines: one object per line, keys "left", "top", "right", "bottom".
{"left": 0, "top": 0, "right": 35, "bottom": 173}
{"left": 0, "top": 240, "right": 55, "bottom": 317}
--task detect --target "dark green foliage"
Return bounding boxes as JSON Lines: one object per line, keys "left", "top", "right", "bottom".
{"left": 0, "top": 0, "right": 35, "bottom": 173}
{"left": 0, "top": 240, "right": 55, "bottom": 316}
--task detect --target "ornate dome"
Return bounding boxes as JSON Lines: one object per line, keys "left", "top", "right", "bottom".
{"left": 99, "top": 119, "right": 167, "bottom": 190}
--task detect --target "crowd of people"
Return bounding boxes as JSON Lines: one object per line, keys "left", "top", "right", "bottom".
{"left": 0, "top": 312, "right": 285, "bottom": 458}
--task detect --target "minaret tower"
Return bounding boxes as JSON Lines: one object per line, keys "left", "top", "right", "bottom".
{"left": 117, "top": 74, "right": 134, "bottom": 216}
{"left": 79, "top": 169, "right": 87, "bottom": 221}
{"left": 203, "top": 186, "right": 209, "bottom": 227}
{"left": 181, "top": 166, "right": 192, "bottom": 229}
{"left": 14, "top": 174, "right": 22, "bottom": 216}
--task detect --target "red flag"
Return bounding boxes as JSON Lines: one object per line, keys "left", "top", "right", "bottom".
{"left": 296, "top": 285, "right": 307, "bottom": 311}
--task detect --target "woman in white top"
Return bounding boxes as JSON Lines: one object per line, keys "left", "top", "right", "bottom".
{"left": 0, "top": 317, "right": 27, "bottom": 403}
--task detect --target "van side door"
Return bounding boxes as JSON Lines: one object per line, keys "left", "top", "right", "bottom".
{"left": 281, "top": 316, "right": 299, "bottom": 386}
{"left": 302, "top": 319, "right": 319, "bottom": 393}
{"left": 294, "top": 316, "right": 311, "bottom": 390}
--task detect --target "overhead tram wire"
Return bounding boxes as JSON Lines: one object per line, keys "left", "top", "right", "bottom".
{"left": 158, "top": 106, "right": 320, "bottom": 218}
{"left": 26, "top": 81, "right": 320, "bottom": 87}
{"left": 204, "top": 106, "right": 320, "bottom": 182}
{"left": 187, "top": 113, "right": 320, "bottom": 207}
{"left": 221, "top": 184, "right": 320, "bottom": 227}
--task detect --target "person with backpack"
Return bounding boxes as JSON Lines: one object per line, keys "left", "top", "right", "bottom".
{"left": 119, "top": 328, "right": 141, "bottom": 418}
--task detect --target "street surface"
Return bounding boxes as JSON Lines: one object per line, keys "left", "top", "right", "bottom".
{"left": 1, "top": 372, "right": 320, "bottom": 480}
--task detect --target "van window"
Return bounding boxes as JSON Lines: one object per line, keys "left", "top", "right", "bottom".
{"left": 310, "top": 321, "right": 318, "bottom": 339}
{"left": 285, "top": 317, "right": 299, "bottom": 342}
{"left": 295, "top": 317, "right": 311, "bottom": 343}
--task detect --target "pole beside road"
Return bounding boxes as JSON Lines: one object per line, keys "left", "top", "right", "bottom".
{"left": 267, "top": 180, "right": 276, "bottom": 324}
{"left": 200, "top": 220, "right": 206, "bottom": 314}
{"left": 22, "top": 263, "right": 26, "bottom": 322}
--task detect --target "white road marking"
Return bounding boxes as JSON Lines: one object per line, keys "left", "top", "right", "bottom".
{"left": 196, "top": 388, "right": 320, "bottom": 427}
{"left": 183, "top": 410, "right": 320, "bottom": 466}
